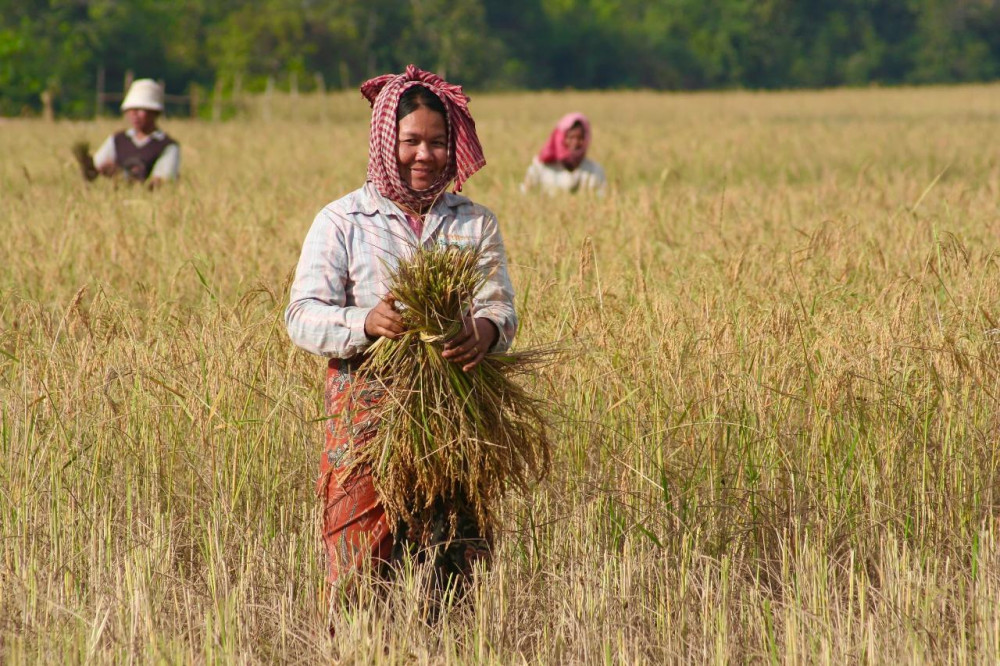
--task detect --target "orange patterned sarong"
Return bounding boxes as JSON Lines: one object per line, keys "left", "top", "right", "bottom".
{"left": 318, "top": 357, "right": 492, "bottom": 586}
{"left": 318, "top": 357, "right": 391, "bottom": 584}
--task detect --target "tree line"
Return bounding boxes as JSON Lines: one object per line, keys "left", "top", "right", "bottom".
{"left": 3, "top": 0, "right": 999, "bottom": 117}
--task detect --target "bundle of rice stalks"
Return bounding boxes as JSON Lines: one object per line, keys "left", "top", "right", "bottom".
{"left": 351, "top": 244, "right": 552, "bottom": 544}
{"left": 71, "top": 141, "right": 98, "bottom": 181}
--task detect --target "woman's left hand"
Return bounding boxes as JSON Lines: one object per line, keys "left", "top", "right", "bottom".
{"left": 442, "top": 316, "right": 498, "bottom": 372}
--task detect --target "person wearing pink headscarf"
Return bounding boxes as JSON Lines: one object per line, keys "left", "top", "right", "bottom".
{"left": 285, "top": 65, "right": 517, "bottom": 590}
{"left": 521, "top": 112, "right": 606, "bottom": 195}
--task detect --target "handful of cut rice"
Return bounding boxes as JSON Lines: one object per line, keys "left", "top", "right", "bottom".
{"left": 352, "top": 244, "right": 552, "bottom": 542}
{"left": 71, "top": 141, "right": 99, "bottom": 181}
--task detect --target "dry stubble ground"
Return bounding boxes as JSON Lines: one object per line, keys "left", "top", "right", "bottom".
{"left": 2, "top": 85, "right": 1000, "bottom": 663}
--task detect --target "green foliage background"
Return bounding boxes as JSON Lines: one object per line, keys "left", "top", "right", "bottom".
{"left": 4, "top": 0, "right": 1000, "bottom": 116}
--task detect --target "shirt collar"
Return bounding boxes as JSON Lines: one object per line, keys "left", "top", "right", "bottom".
{"left": 125, "top": 127, "right": 166, "bottom": 141}
{"left": 353, "top": 181, "right": 463, "bottom": 218}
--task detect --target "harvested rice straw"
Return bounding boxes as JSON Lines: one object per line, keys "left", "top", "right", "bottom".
{"left": 71, "top": 141, "right": 99, "bottom": 181}
{"left": 348, "top": 244, "right": 552, "bottom": 543}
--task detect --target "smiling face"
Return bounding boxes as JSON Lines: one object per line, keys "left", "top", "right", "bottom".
{"left": 397, "top": 106, "right": 449, "bottom": 191}
{"left": 126, "top": 108, "right": 159, "bottom": 136}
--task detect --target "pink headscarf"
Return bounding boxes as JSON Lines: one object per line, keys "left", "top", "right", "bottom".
{"left": 361, "top": 65, "right": 486, "bottom": 211}
{"left": 537, "top": 112, "right": 592, "bottom": 169}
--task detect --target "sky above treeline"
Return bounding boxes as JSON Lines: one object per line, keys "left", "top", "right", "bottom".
{"left": 3, "top": 0, "right": 998, "bottom": 116}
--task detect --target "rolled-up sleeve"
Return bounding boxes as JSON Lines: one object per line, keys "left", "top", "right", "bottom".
{"left": 92, "top": 135, "right": 116, "bottom": 169}
{"left": 284, "top": 209, "right": 373, "bottom": 358}
{"left": 150, "top": 144, "right": 180, "bottom": 181}
{"left": 472, "top": 212, "right": 518, "bottom": 352}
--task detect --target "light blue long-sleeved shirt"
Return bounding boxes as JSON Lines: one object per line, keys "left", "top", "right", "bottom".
{"left": 285, "top": 182, "right": 517, "bottom": 359}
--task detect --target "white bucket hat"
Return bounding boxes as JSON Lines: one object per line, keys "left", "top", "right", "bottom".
{"left": 121, "top": 79, "right": 164, "bottom": 112}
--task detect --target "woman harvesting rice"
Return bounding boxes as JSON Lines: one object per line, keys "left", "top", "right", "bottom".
{"left": 285, "top": 65, "right": 517, "bottom": 586}
{"left": 521, "top": 112, "right": 606, "bottom": 195}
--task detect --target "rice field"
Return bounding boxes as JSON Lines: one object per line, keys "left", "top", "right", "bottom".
{"left": 3, "top": 84, "right": 1000, "bottom": 663}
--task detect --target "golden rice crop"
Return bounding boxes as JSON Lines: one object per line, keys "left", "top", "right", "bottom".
{"left": 5, "top": 85, "right": 1000, "bottom": 662}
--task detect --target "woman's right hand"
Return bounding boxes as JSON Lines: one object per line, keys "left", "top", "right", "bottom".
{"left": 364, "top": 292, "right": 405, "bottom": 340}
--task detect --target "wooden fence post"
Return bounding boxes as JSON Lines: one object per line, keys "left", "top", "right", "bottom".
{"left": 339, "top": 62, "right": 350, "bottom": 90}
{"left": 95, "top": 66, "right": 105, "bottom": 118}
{"left": 190, "top": 85, "right": 199, "bottom": 118}
{"left": 315, "top": 72, "right": 327, "bottom": 122}
{"left": 264, "top": 76, "right": 274, "bottom": 122}
{"left": 233, "top": 72, "right": 243, "bottom": 117}
{"left": 41, "top": 91, "right": 54, "bottom": 121}
{"left": 212, "top": 78, "right": 223, "bottom": 122}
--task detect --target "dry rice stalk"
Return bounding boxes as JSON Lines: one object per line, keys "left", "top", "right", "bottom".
{"left": 350, "top": 244, "right": 552, "bottom": 544}
{"left": 71, "top": 141, "right": 98, "bottom": 181}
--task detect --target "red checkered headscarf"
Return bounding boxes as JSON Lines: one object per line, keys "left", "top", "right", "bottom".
{"left": 361, "top": 65, "right": 486, "bottom": 211}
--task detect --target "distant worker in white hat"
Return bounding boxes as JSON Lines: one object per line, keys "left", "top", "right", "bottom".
{"left": 75, "top": 78, "right": 180, "bottom": 187}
